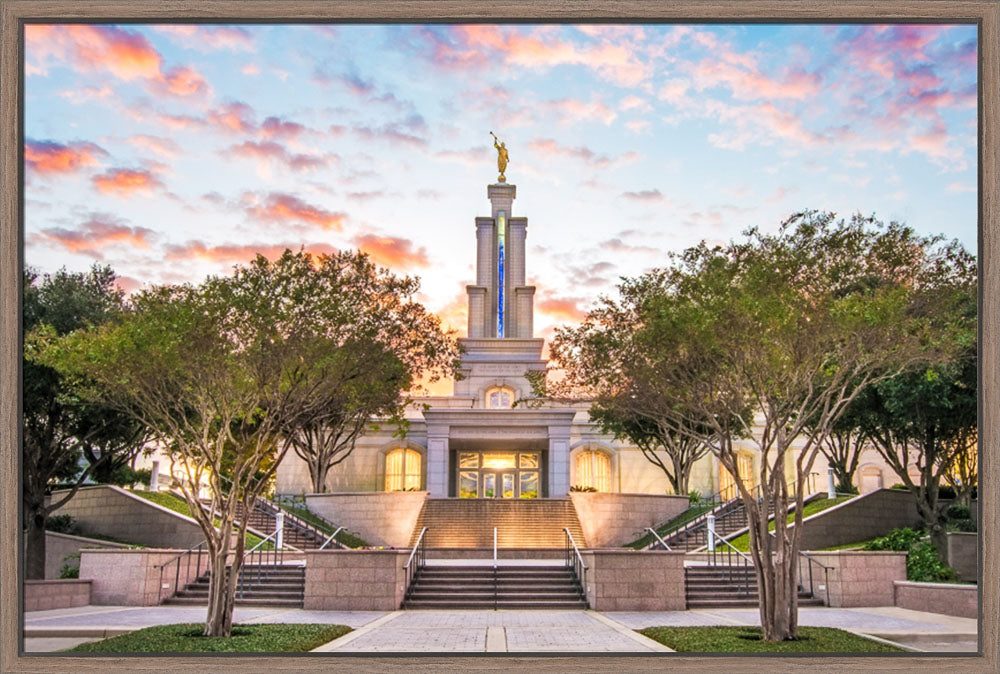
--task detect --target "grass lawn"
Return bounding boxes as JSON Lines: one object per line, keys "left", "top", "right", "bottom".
{"left": 128, "top": 490, "right": 269, "bottom": 549}
{"left": 67, "top": 623, "right": 351, "bottom": 653}
{"left": 639, "top": 626, "right": 904, "bottom": 653}
{"left": 816, "top": 538, "right": 876, "bottom": 551}
{"left": 728, "top": 496, "right": 855, "bottom": 552}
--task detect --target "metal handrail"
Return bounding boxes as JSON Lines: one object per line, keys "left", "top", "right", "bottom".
{"left": 706, "top": 525, "right": 755, "bottom": 599}
{"left": 238, "top": 527, "right": 285, "bottom": 599}
{"left": 797, "top": 550, "right": 832, "bottom": 606}
{"left": 403, "top": 527, "right": 427, "bottom": 605}
{"left": 646, "top": 527, "right": 673, "bottom": 551}
{"left": 493, "top": 527, "right": 499, "bottom": 610}
{"left": 564, "top": 528, "right": 588, "bottom": 608}
{"left": 256, "top": 497, "right": 345, "bottom": 548}
{"left": 155, "top": 540, "right": 208, "bottom": 605}
{"left": 318, "top": 527, "right": 345, "bottom": 551}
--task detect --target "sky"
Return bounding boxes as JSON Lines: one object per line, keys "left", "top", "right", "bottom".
{"left": 24, "top": 23, "right": 978, "bottom": 359}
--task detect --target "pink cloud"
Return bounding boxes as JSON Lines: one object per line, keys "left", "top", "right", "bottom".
{"left": 206, "top": 101, "right": 257, "bottom": 134}
{"left": 528, "top": 138, "right": 638, "bottom": 168}
{"left": 126, "top": 134, "right": 181, "bottom": 158}
{"left": 353, "top": 234, "right": 430, "bottom": 268}
{"left": 24, "top": 139, "right": 106, "bottom": 175}
{"left": 155, "top": 65, "right": 213, "bottom": 98}
{"left": 260, "top": 116, "right": 306, "bottom": 141}
{"left": 620, "top": 189, "right": 663, "bottom": 201}
{"left": 536, "top": 295, "right": 587, "bottom": 323}
{"left": 33, "top": 213, "right": 156, "bottom": 257}
{"left": 92, "top": 168, "right": 165, "bottom": 197}
{"left": 245, "top": 192, "right": 347, "bottom": 230}
{"left": 165, "top": 241, "right": 337, "bottom": 263}
{"left": 154, "top": 25, "right": 255, "bottom": 52}
{"left": 222, "top": 140, "right": 331, "bottom": 173}
{"left": 691, "top": 61, "right": 821, "bottom": 101}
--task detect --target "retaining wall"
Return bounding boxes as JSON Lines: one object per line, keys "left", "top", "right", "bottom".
{"left": 24, "top": 579, "right": 92, "bottom": 612}
{"left": 45, "top": 531, "right": 129, "bottom": 579}
{"left": 78, "top": 548, "right": 204, "bottom": 606}
{"left": 799, "top": 550, "right": 907, "bottom": 607}
{"left": 795, "top": 489, "right": 923, "bottom": 550}
{"left": 579, "top": 549, "right": 686, "bottom": 611}
{"left": 50, "top": 485, "right": 204, "bottom": 549}
{"left": 569, "top": 492, "right": 690, "bottom": 548}
{"left": 946, "top": 532, "right": 978, "bottom": 582}
{"left": 893, "top": 580, "right": 978, "bottom": 619}
{"left": 304, "top": 549, "right": 409, "bottom": 610}
{"left": 305, "top": 491, "right": 427, "bottom": 548}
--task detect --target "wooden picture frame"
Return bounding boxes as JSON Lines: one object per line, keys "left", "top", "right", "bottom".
{"left": 1, "top": 2, "right": 996, "bottom": 671}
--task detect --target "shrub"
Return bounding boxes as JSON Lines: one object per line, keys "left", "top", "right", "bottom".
{"left": 946, "top": 504, "right": 976, "bottom": 532}
{"left": 569, "top": 485, "right": 597, "bottom": 492}
{"left": 863, "top": 527, "right": 923, "bottom": 552}
{"left": 59, "top": 552, "right": 81, "bottom": 578}
{"left": 906, "top": 542, "right": 959, "bottom": 582}
{"left": 133, "top": 468, "right": 152, "bottom": 486}
{"left": 689, "top": 490, "right": 702, "bottom": 504}
{"left": 44, "top": 514, "right": 80, "bottom": 534}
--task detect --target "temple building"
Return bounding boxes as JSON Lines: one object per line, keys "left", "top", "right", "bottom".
{"left": 273, "top": 178, "right": 902, "bottom": 504}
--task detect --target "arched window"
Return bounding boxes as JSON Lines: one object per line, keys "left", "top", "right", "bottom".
{"left": 576, "top": 450, "right": 611, "bottom": 492}
{"left": 486, "top": 386, "right": 514, "bottom": 409}
{"left": 719, "top": 452, "right": 755, "bottom": 500}
{"left": 385, "top": 448, "right": 422, "bottom": 491}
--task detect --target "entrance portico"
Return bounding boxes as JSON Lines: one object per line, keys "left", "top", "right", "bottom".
{"left": 423, "top": 408, "right": 577, "bottom": 498}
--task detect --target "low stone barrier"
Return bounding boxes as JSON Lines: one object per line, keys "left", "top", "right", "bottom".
{"left": 304, "top": 549, "right": 409, "bottom": 610}
{"left": 305, "top": 491, "right": 427, "bottom": 548}
{"left": 79, "top": 548, "right": 204, "bottom": 606}
{"left": 24, "top": 579, "right": 92, "bottom": 612}
{"left": 579, "top": 549, "right": 686, "bottom": 611}
{"left": 946, "top": 532, "right": 977, "bottom": 582}
{"left": 569, "top": 492, "right": 690, "bottom": 548}
{"left": 893, "top": 580, "right": 977, "bottom": 618}
{"left": 795, "top": 489, "right": 924, "bottom": 550}
{"left": 800, "top": 550, "right": 907, "bottom": 607}
{"left": 45, "top": 531, "right": 129, "bottom": 579}
{"left": 49, "top": 485, "right": 204, "bottom": 549}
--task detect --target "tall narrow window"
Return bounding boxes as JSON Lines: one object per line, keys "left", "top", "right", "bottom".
{"left": 497, "top": 210, "right": 506, "bottom": 338}
{"left": 576, "top": 450, "right": 611, "bottom": 492}
{"left": 385, "top": 448, "right": 422, "bottom": 491}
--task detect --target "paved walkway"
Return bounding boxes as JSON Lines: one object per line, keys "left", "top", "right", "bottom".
{"left": 23, "top": 605, "right": 977, "bottom": 653}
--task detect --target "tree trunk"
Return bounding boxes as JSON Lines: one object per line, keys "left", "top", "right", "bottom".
{"left": 203, "top": 540, "right": 236, "bottom": 637}
{"left": 312, "top": 461, "right": 329, "bottom": 494}
{"left": 24, "top": 510, "right": 48, "bottom": 580}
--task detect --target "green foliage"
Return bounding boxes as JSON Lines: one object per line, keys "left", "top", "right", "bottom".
{"left": 689, "top": 490, "right": 702, "bottom": 504}
{"left": 906, "top": 541, "right": 959, "bottom": 582}
{"left": 637, "top": 626, "right": 904, "bottom": 653}
{"left": 569, "top": 485, "right": 598, "bottom": 492}
{"left": 946, "top": 504, "right": 976, "bottom": 532}
{"left": 863, "top": 527, "right": 960, "bottom": 582}
{"left": 59, "top": 552, "right": 81, "bottom": 579}
{"left": 863, "top": 527, "right": 924, "bottom": 551}
{"left": 67, "top": 623, "right": 351, "bottom": 653}
{"left": 44, "top": 514, "right": 80, "bottom": 534}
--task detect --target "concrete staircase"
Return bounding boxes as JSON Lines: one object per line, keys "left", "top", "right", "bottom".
{"left": 403, "top": 565, "right": 588, "bottom": 609}
{"left": 163, "top": 564, "right": 305, "bottom": 607}
{"left": 198, "top": 499, "right": 328, "bottom": 550}
{"left": 409, "top": 499, "right": 587, "bottom": 549}
{"left": 684, "top": 565, "right": 825, "bottom": 609}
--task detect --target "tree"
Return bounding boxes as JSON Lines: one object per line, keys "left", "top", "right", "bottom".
{"left": 43, "top": 250, "right": 458, "bottom": 636}
{"left": 22, "top": 265, "right": 141, "bottom": 579}
{"left": 541, "top": 274, "right": 745, "bottom": 496}
{"left": 544, "top": 212, "right": 963, "bottom": 641}
{"left": 277, "top": 251, "right": 460, "bottom": 493}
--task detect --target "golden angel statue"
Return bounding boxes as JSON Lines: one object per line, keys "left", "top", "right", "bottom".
{"left": 490, "top": 131, "right": 509, "bottom": 182}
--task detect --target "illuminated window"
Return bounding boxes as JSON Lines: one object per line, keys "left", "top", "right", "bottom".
{"left": 486, "top": 386, "right": 514, "bottom": 409}
{"left": 385, "top": 448, "right": 422, "bottom": 491}
{"left": 719, "top": 452, "right": 755, "bottom": 500}
{"left": 576, "top": 450, "right": 611, "bottom": 492}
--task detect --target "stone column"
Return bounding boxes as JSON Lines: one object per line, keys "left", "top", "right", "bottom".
{"left": 514, "top": 286, "right": 535, "bottom": 338}
{"left": 426, "top": 426, "right": 450, "bottom": 497}
{"left": 548, "top": 425, "right": 571, "bottom": 497}
{"left": 508, "top": 218, "right": 526, "bottom": 287}
{"left": 487, "top": 183, "right": 516, "bottom": 220}
{"left": 466, "top": 286, "right": 487, "bottom": 338}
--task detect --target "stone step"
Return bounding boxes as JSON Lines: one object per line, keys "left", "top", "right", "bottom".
{"left": 163, "top": 596, "right": 303, "bottom": 607}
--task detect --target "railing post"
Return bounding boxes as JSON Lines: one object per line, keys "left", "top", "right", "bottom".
{"left": 706, "top": 514, "right": 716, "bottom": 553}
{"left": 275, "top": 511, "right": 284, "bottom": 550}
{"left": 827, "top": 467, "right": 836, "bottom": 499}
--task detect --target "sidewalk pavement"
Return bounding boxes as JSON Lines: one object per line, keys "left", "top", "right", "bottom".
{"left": 22, "top": 605, "right": 978, "bottom": 654}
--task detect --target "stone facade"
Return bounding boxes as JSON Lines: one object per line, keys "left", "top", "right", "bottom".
{"left": 798, "top": 550, "right": 907, "bottom": 607}
{"left": 304, "top": 550, "right": 409, "bottom": 610}
{"left": 24, "top": 579, "right": 92, "bottom": 612}
{"left": 569, "top": 492, "right": 689, "bottom": 548}
{"left": 305, "top": 491, "right": 428, "bottom": 548}
{"left": 44, "top": 531, "right": 129, "bottom": 579}
{"left": 580, "top": 550, "right": 686, "bottom": 611}
{"left": 50, "top": 485, "right": 204, "bottom": 549}
{"left": 894, "top": 580, "right": 978, "bottom": 618}
{"left": 78, "top": 548, "right": 205, "bottom": 606}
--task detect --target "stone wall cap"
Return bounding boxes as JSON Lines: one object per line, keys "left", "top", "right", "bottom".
{"left": 894, "top": 580, "right": 977, "bottom": 590}
{"left": 587, "top": 548, "right": 685, "bottom": 555}
{"left": 45, "top": 531, "right": 131, "bottom": 547}
{"left": 24, "top": 579, "right": 93, "bottom": 585}
{"left": 803, "top": 550, "right": 908, "bottom": 556}
{"left": 569, "top": 492, "right": 689, "bottom": 500}
{"left": 78, "top": 547, "right": 186, "bottom": 554}
{"left": 946, "top": 531, "right": 978, "bottom": 538}
{"left": 306, "top": 549, "right": 409, "bottom": 554}
{"left": 306, "top": 491, "right": 428, "bottom": 497}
